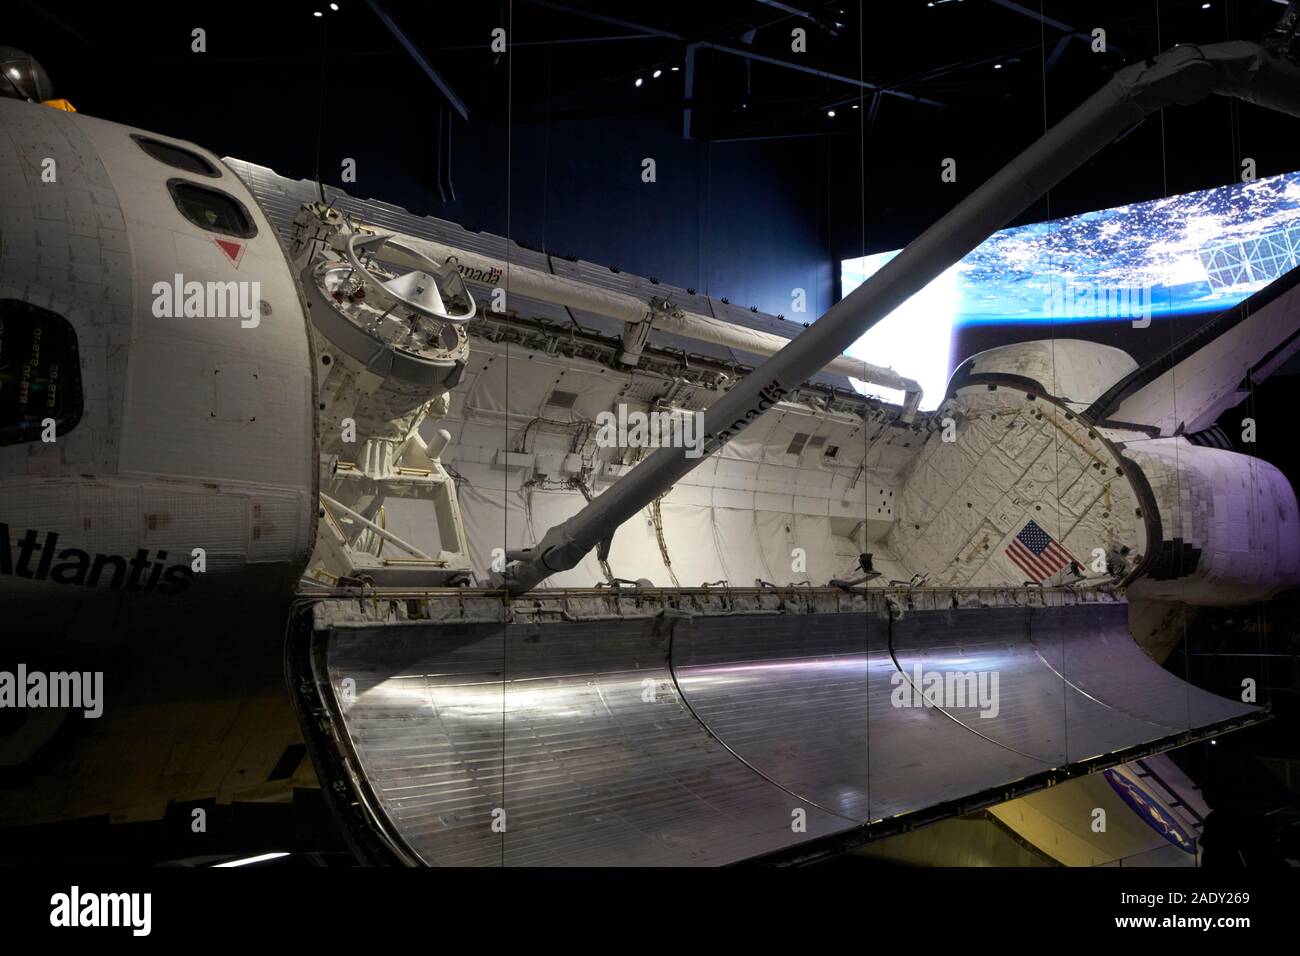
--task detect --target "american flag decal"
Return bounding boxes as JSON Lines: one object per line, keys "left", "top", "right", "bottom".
{"left": 1005, "top": 519, "right": 1075, "bottom": 582}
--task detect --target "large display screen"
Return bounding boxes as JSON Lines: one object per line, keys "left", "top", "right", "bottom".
{"left": 841, "top": 169, "right": 1300, "bottom": 410}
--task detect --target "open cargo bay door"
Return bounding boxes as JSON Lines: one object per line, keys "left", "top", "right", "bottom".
{"left": 288, "top": 588, "right": 1263, "bottom": 866}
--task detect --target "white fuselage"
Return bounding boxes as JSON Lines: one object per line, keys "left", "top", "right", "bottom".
{"left": 0, "top": 99, "right": 317, "bottom": 633}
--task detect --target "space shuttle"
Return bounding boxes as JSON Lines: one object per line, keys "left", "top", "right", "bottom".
{"left": 3, "top": 22, "right": 1300, "bottom": 866}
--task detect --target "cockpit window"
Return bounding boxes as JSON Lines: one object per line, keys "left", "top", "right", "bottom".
{"left": 132, "top": 135, "right": 220, "bottom": 177}
{"left": 0, "top": 300, "right": 83, "bottom": 446}
{"left": 166, "top": 179, "right": 257, "bottom": 238}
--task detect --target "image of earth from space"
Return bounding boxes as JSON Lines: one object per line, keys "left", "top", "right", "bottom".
{"left": 841, "top": 168, "right": 1300, "bottom": 409}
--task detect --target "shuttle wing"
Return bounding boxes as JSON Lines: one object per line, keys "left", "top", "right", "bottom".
{"left": 1088, "top": 268, "right": 1300, "bottom": 436}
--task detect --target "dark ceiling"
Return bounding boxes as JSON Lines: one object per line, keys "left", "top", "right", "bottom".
{"left": 475, "top": 0, "right": 1286, "bottom": 139}
{"left": 11, "top": 0, "right": 1300, "bottom": 264}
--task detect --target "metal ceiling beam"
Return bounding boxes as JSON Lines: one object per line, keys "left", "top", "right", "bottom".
{"left": 753, "top": 0, "right": 844, "bottom": 35}
{"left": 521, "top": 0, "right": 683, "bottom": 39}
{"left": 867, "top": 89, "right": 882, "bottom": 131}
{"left": 1044, "top": 32, "right": 1074, "bottom": 71}
{"left": 683, "top": 40, "right": 946, "bottom": 137}
{"left": 434, "top": 35, "right": 668, "bottom": 50}
{"left": 753, "top": 0, "right": 818, "bottom": 21}
{"left": 681, "top": 38, "right": 946, "bottom": 139}
{"left": 778, "top": 41, "right": 1039, "bottom": 132}
{"left": 683, "top": 42, "right": 699, "bottom": 138}
{"left": 364, "top": 0, "right": 469, "bottom": 120}
{"left": 700, "top": 42, "right": 946, "bottom": 107}
{"left": 868, "top": 42, "right": 1041, "bottom": 92}
{"left": 988, "top": 0, "right": 1132, "bottom": 65}
{"left": 520, "top": 1, "right": 941, "bottom": 139}
{"left": 989, "top": 0, "right": 1074, "bottom": 34}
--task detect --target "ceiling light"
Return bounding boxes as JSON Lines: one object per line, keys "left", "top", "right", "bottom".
{"left": 330, "top": 2, "right": 339, "bottom": 8}
{"left": 851, "top": 104, "right": 859, "bottom": 109}
{"left": 313, "top": 10, "right": 323, "bottom": 16}
{"left": 671, "top": 66, "right": 680, "bottom": 71}
{"left": 827, "top": 110, "right": 836, "bottom": 117}
{"left": 993, "top": 63, "right": 1002, "bottom": 69}
{"left": 653, "top": 69, "right": 662, "bottom": 78}
{"left": 635, "top": 77, "right": 643, "bottom": 87}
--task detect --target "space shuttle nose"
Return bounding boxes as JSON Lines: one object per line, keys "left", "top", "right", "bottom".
{"left": 0, "top": 96, "right": 316, "bottom": 624}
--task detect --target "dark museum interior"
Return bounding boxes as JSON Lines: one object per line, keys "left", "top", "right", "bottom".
{"left": 4, "top": 0, "right": 1300, "bottom": 880}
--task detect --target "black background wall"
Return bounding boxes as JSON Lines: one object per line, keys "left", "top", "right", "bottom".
{"left": 8, "top": 0, "right": 1300, "bottom": 868}
{"left": 14, "top": 1, "right": 1300, "bottom": 326}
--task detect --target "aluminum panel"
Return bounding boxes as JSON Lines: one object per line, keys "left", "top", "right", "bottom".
{"left": 317, "top": 600, "right": 1258, "bottom": 865}
{"left": 326, "top": 618, "right": 850, "bottom": 866}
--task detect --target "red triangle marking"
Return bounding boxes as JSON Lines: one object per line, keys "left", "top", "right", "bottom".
{"left": 214, "top": 237, "right": 244, "bottom": 265}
